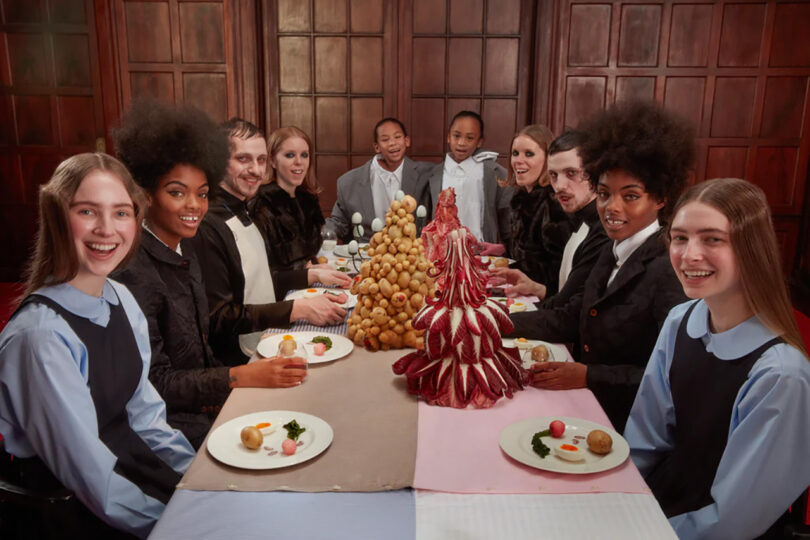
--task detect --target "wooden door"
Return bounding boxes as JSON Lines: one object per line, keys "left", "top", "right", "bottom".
{"left": 551, "top": 0, "right": 810, "bottom": 272}
{"left": 0, "top": 0, "right": 115, "bottom": 281}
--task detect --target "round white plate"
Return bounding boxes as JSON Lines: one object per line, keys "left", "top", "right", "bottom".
{"left": 499, "top": 416, "right": 629, "bottom": 474}
{"left": 285, "top": 287, "right": 357, "bottom": 309}
{"left": 256, "top": 331, "right": 354, "bottom": 364}
{"left": 479, "top": 256, "right": 516, "bottom": 270}
{"left": 490, "top": 297, "right": 536, "bottom": 314}
{"left": 501, "top": 338, "right": 569, "bottom": 367}
{"left": 333, "top": 243, "right": 369, "bottom": 258}
{"left": 207, "top": 410, "right": 333, "bottom": 470}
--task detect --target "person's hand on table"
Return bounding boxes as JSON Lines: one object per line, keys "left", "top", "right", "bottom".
{"left": 291, "top": 295, "right": 347, "bottom": 326}
{"left": 308, "top": 267, "right": 352, "bottom": 288}
{"left": 478, "top": 242, "right": 506, "bottom": 256}
{"left": 530, "top": 361, "right": 587, "bottom": 389}
{"left": 229, "top": 356, "right": 307, "bottom": 388}
{"left": 489, "top": 267, "right": 547, "bottom": 299}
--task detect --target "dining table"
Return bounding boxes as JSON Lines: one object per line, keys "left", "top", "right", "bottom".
{"left": 149, "top": 255, "right": 676, "bottom": 540}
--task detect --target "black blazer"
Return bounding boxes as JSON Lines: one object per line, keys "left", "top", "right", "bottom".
{"left": 510, "top": 229, "right": 687, "bottom": 432}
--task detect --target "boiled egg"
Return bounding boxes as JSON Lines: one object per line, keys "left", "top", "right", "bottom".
{"left": 509, "top": 302, "right": 527, "bottom": 313}
{"left": 255, "top": 422, "right": 276, "bottom": 436}
{"left": 303, "top": 288, "right": 319, "bottom": 298}
{"left": 514, "top": 337, "right": 532, "bottom": 350}
{"left": 554, "top": 443, "right": 585, "bottom": 462}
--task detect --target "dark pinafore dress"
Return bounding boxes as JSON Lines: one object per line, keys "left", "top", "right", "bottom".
{"left": 645, "top": 302, "right": 785, "bottom": 538}
{"left": 0, "top": 293, "right": 182, "bottom": 538}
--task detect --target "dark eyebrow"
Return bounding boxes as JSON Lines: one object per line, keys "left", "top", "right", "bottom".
{"left": 163, "top": 180, "right": 188, "bottom": 189}
{"left": 70, "top": 201, "right": 134, "bottom": 209}
{"left": 670, "top": 226, "right": 728, "bottom": 234}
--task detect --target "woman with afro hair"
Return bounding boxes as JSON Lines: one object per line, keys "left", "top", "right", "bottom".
{"left": 509, "top": 100, "right": 693, "bottom": 433}
{"left": 112, "top": 101, "right": 306, "bottom": 448}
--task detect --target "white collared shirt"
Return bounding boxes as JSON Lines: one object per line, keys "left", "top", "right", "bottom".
{"left": 559, "top": 221, "right": 590, "bottom": 288}
{"left": 607, "top": 219, "right": 660, "bottom": 286}
{"left": 370, "top": 155, "right": 404, "bottom": 220}
{"left": 442, "top": 154, "right": 484, "bottom": 241}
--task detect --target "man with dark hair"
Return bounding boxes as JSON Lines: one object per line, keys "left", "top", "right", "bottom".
{"left": 324, "top": 117, "right": 430, "bottom": 242}
{"left": 190, "top": 118, "right": 351, "bottom": 366}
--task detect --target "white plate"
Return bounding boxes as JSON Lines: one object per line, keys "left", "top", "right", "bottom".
{"left": 285, "top": 287, "right": 357, "bottom": 309}
{"left": 256, "top": 331, "right": 354, "bottom": 364}
{"left": 333, "top": 243, "right": 369, "bottom": 258}
{"left": 499, "top": 416, "right": 629, "bottom": 475}
{"left": 501, "top": 338, "right": 569, "bottom": 367}
{"left": 207, "top": 410, "right": 333, "bottom": 470}
{"left": 490, "top": 297, "right": 538, "bottom": 314}
{"left": 479, "top": 256, "right": 516, "bottom": 270}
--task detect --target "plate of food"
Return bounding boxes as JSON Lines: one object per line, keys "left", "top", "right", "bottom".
{"left": 207, "top": 410, "right": 333, "bottom": 470}
{"left": 501, "top": 338, "right": 569, "bottom": 367}
{"left": 257, "top": 331, "right": 353, "bottom": 364}
{"left": 490, "top": 297, "right": 538, "bottom": 314}
{"left": 479, "top": 256, "right": 516, "bottom": 270}
{"left": 333, "top": 243, "right": 369, "bottom": 258}
{"left": 285, "top": 287, "right": 357, "bottom": 309}
{"left": 499, "top": 416, "right": 629, "bottom": 474}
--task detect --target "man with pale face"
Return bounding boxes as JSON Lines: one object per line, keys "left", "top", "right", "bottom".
{"left": 492, "top": 130, "right": 609, "bottom": 308}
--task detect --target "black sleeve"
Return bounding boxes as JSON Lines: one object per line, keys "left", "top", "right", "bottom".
{"left": 507, "top": 290, "right": 583, "bottom": 343}
{"left": 272, "top": 269, "right": 308, "bottom": 299}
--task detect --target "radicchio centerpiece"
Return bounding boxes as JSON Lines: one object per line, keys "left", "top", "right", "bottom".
{"left": 392, "top": 188, "right": 526, "bottom": 408}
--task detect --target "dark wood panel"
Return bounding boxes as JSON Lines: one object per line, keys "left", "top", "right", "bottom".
{"left": 664, "top": 77, "right": 705, "bottom": 132}
{"left": 0, "top": 95, "right": 13, "bottom": 145}
{"left": 711, "top": 77, "right": 756, "bottom": 137}
{"left": 315, "top": 97, "right": 349, "bottom": 152}
{"left": 0, "top": 153, "right": 23, "bottom": 202}
{"left": 315, "top": 37, "right": 347, "bottom": 93}
{"left": 449, "top": 0, "right": 483, "bottom": 34}
{"left": 448, "top": 38, "right": 482, "bottom": 95}
{"left": 351, "top": 0, "right": 383, "bottom": 33}
{"left": 412, "top": 37, "right": 445, "bottom": 94}
{"left": 124, "top": 1, "right": 172, "bottom": 63}
{"left": 21, "top": 153, "right": 64, "bottom": 202}
{"left": 179, "top": 2, "right": 225, "bottom": 63}
{"left": 350, "top": 37, "right": 383, "bottom": 94}
{"left": 0, "top": 205, "right": 38, "bottom": 281}
{"left": 705, "top": 146, "right": 747, "bottom": 180}
{"left": 280, "top": 96, "right": 314, "bottom": 136}
{"left": 564, "top": 76, "right": 606, "bottom": 128}
{"left": 485, "top": 38, "right": 518, "bottom": 95}
{"left": 350, "top": 97, "right": 383, "bottom": 152}
{"left": 616, "top": 76, "right": 655, "bottom": 103}
{"left": 486, "top": 0, "right": 520, "bottom": 34}
{"left": 2, "top": 0, "right": 46, "bottom": 23}
{"left": 58, "top": 95, "right": 96, "bottom": 146}
{"left": 279, "top": 37, "right": 311, "bottom": 93}
{"left": 7, "top": 32, "right": 52, "bottom": 86}
{"left": 412, "top": 0, "right": 445, "bottom": 34}
{"left": 15, "top": 95, "right": 53, "bottom": 145}
{"left": 48, "top": 0, "right": 87, "bottom": 24}
{"left": 760, "top": 76, "right": 808, "bottom": 139}
{"left": 130, "top": 71, "right": 175, "bottom": 101}
{"left": 773, "top": 218, "right": 798, "bottom": 275}
{"left": 278, "top": 0, "right": 311, "bottom": 32}
{"left": 53, "top": 34, "right": 92, "bottom": 86}
{"left": 314, "top": 0, "right": 347, "bottom": 33}
{"left": 410, "top": 98, "right": 444, "bottom": 154}
{"left": 568, "top": 4, "right": 610, "bottom": 67}
{"left": 482, "top": 99, "right": 516, "bottom": 157}
{"left": 183, "top": 72, "right": 227, "bottom": 123}
{"left": 719, "top": 3, "right": 765, "bottom": 67}
{"left": 754, "top": 146, "right": 798, "bottom": 209}
{"left": 617, "top": 4, "right": 661, "bottom": 67}
{"left": 769, "top": 3, "right": 810, "bottom": 67}
{"left": 351, "top": 154, "right": 372, "bottom": 168}
{"left": 668, "top": 4, "right": 712, "bottom": 67}
{"left": 316, "top": 154, "right": 349, "bottom": 212}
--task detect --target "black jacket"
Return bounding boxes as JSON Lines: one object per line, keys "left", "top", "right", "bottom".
{"left": 508, "top": 185, "right": 571, "bottom": 292}
{"left": 113, "top": 231, "right": 229, "bottom": 448}
{"left": 510, "top": 229, "right": 687, "bottom": 432}
{"left": 187, "top": 190, "right": 308, "bottom": 366}
{"left": 541, "top": 199, "right": 609, "bottom": 310}
{"left": 253, "top": 183, "right": 325, "bottom": 271}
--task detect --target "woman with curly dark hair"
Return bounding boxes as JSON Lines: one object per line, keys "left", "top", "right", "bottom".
{"left": 509, "top": 100, "right": 693, "bottom": 432}
{"left": 503, "top": 124, "right": 571, "bottom": 290}
{"left": 252, "top": 126, "right": 325, "bottom": 270}
{"left": 112, "top": 101, "right": 306, "bottom": 448}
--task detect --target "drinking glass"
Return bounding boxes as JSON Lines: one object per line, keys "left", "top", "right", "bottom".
{"left": 321, "top": 229, "right": 337, "bottom": 252}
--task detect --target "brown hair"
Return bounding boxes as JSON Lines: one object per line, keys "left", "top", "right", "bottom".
{"left": 504, "top": 124, "right": 554, "bottom": 189}
{"left": 266, "top": 126, "right": 321, "bottom": 195}
{"left": 21, "top": 153, "right": 146, "bottom": 300}
{"left": 669, "top": 178, "right": 808, "bottom": 359}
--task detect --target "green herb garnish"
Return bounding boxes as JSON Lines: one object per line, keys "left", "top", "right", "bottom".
{"left": 337, "top": 266, "right": 349, "bottom": 272}
{"left": 311, "top": 336, "right": 333, "bottom": 350}
{"left": 283, "top": 419, "right": 306, "bottom": 441}
{"left": 531, "top": 430, "right": 551, "bottom": 458}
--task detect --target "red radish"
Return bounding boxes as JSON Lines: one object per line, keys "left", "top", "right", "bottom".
{"left": 549, "top": 420, "right": 565, "bottom": 438}
{"left": 282, "top": 439, "right": 297, "bottom": 455}
{"left": 313, "top": 342, "right": 327, "bottom": 356}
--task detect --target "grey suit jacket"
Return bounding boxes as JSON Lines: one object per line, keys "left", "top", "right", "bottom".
{"left": 421, "top": 153, "right": 513, "bottom": 244}
{"left": 325, "top": 156, "right": 429, "bottom": 243}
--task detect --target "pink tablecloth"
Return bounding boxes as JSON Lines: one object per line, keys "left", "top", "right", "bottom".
{"left": 413, "top": 386, "right": 650, "bottom": 495}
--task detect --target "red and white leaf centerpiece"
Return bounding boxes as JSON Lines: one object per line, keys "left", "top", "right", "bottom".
{"left": 393, "top": 188, "right": 527, "bottom": 408}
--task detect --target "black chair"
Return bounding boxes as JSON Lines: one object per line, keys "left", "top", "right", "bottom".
{"left": 786, "top": 488, "right": 810, "bottom": 539}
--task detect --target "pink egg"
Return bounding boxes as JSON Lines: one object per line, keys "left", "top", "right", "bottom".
{"left": 282, "top": 439, "right": 297, "bottom": 455}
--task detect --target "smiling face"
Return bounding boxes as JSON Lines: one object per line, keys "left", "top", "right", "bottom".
{"left": 222, "top": 135, "right": 267, "bottom": 201}
{"left": 147, "top": 164, "right": 209, "bottom": 250}
{"left": 548, "top": 148, "right": 595, "bottom": 214}
{"left": 374, "top": 121, "right": 410, "bottom": 171}
{"left": 669, "top": 201, "right": 743, "bottom": 309}
{"left": 510, "top": 135, "right": 546, "bottom": 190}
{"left": 68, "top": 170, "right": 137, "bottom": 295}
{"left": 447, "top": 116, "right": 483, "bottom": 163}
{"left": 271, "top": 136, "right": 310, "bottom": 196}
{"left": 596, "top": 169, "right": 664, "bottom": 242}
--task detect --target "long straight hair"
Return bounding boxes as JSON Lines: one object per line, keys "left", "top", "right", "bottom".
{"left": 670, "top": 178, "right": 808, "bottom": 359}
{"left": 504, "top": 124, "right": 554, "bottom": 189}
{"left": 21, "top": 153, "right": 146, "bottom": 301}
{"left": 266, "top": 126, "right": 321, "bottom": 195}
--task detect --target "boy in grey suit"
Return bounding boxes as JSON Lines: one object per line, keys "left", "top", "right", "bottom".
{"left": 420, "top": 110, "right": 513, "bottom": 255}
{"left": 325, "top": 118, "right": 431, "bottom": 243}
